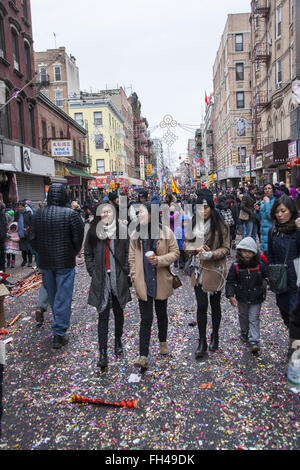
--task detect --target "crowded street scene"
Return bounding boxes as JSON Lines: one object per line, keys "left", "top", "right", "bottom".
{"left": 0, "top": 0, "right": 300, "bottom": 456}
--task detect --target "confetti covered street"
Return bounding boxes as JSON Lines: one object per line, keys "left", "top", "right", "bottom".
{"left": 0, "top": 255, "right": 300, "bottom": 451}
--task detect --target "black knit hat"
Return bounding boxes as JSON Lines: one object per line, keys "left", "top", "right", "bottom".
{"left": 108, "top": 191, "right": 119, "bottom": 203}
{"left": 196, "top": 189, "right": 215, "bottom": 208}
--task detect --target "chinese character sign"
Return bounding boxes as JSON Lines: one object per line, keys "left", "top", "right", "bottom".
{"left": 51, "top": 140, "right": 73, "bottom": 158}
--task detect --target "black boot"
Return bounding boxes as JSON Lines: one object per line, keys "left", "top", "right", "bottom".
{"left": 209, "top": 332, "right": 219, "bottom": 352}
{"left": 97, "top": 349, "right": 108, "bottom": 368}
{"left": 115, "top": 337, "right": 123, "bottom": 356}
{"left": 195, "top": 338, "right": 207, "bottom": 359}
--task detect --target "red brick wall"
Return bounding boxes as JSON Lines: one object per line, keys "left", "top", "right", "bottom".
{"left": 0, "top": 0, "right": 39, "bottom": 148}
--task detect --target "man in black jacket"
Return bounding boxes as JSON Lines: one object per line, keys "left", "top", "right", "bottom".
{"left": 31, "top": 184, "right": 84, "bottom": 349}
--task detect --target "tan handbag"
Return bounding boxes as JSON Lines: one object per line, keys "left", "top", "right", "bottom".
{"left": 168, "top": 268, "right": 182, "bottom": 289}
{"left": 239, "top": 209, "right": 249, "bottom": 221}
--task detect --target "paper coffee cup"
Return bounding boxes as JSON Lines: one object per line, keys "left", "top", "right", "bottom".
{"left": 145, "top": 251, "right": 154, "bottom": 258}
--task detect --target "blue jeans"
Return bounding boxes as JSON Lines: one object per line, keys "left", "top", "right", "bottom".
{"left": 242, "top": 220, "right": 257, "bottom": 241}
{"left": 41, "top": 268, "right": 75, "bottom": 337}
{"left": 38, "top": 283, "right": 49, "bottom": 311}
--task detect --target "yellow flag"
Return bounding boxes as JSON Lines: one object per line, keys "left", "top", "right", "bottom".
{"left": 172, "top": 176, "right": 180, "bottom": 194}
{"left": 162, "top": 180, "right": 166, "bottom": 196}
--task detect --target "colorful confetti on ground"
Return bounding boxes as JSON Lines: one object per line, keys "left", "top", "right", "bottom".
{"left": 0, "top": 256, "right": 299, "bottom": 450}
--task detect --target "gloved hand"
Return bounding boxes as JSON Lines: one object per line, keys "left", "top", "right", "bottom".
{"left": 199, "top": 251, "right": 213, "bottom": 260}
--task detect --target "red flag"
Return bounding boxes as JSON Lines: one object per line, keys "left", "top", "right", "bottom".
{"left": 205, "top": 91, "right": 209, "bottom": 106}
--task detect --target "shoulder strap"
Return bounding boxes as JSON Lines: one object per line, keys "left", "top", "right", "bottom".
{"left": 107, "top": 240, "right": 128, "bottom": 275}
{"left": 284, "top": 238, "right": 292, "bottom": 265}
{"left": 234, "top": 262, "right": 239, "bottom": 275}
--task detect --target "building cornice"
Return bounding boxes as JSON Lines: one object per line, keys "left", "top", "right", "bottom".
{"left": 69, "top": 98, "right": 125, "bottom": 124}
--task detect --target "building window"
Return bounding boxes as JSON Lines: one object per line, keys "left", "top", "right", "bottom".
{"left": 51, "top": 125, "right": 56, "bottom": 138}
{"left": 60, "top": 130, "right": 64, "bottom": 139}
{"left": 16, "top": 100, "right": 24, "bottom": 143}
{"left": 281, "top": 113, "right": 285, "bottom": 140}
{"left": 55, "top": 90, "right": 63, "bottom": 107}
{"left": 24, "top": 42, "right": 31, "bottom": 81}
{"left": 42, "top": 120, "right": 48, "bottom": 151}
{"left": 276, "top": 59, "right": 282, "bottom": 87}
{"left": 276, "top": 7, "right": 282, "bottom": 38}
{"left": 40, "top": 66, "right": 48, "bottom": 83}
{"left": 0, "top": 16, "right": 5, "bottom": 59}
{"left": 236, "top": 91, "right": 245, "bottom": 109}
{"left": 95, "top": 134, "right": 104, "bottom": 150}
{"left": 290, "top": 0, "right": 294, "bottom": 23}
{"left": 0, "top": 90, "right": 11, "bottom": 139}
{"left": 94, "top": 112, "right": 103, "bottom": 126}
{"left": 235, "top": 34, "right": 243, "bottom": 52}
{"left": 11, "top": 28, "right": 20, "bottom": 71}
{"left": 275, "top": 116, "right": 279, "bottom": 141}
{"left": 29, "top": 106, "right": 35, "bottom": 147}
{"left": 236, "top": 63, "right": 244, "bottom": 81}
{"left": 74, "top": 113, "right": 84, "bottom": 126}
{"left": 54, "top": 65, "right": 62, "bottom": 82}
{"left": 96, "top": 159, "right": 105, "bottom": 174}
{"left": 291, "top": 47, "right": 294, "bottom": 79}
{"left": 21, "top": 0, "right": 28, "bottom": 19}
{"left": 238, "top": 147, "right": 247, "bottom": 164}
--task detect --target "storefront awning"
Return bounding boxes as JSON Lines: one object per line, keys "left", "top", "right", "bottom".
{"left": 66, "top": 167, "right": 96, "bottom": 179}
{"left": 0, "top": 163, "right": 18, "bottom": 172}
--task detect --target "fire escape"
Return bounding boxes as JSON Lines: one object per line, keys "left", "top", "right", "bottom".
{"left": 251, "top": 0, "right": 271, "bottom": 157}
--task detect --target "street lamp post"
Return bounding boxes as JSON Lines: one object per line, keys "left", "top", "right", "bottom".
{"left": 104, "top": 144, "right": 112, "bottom": 185}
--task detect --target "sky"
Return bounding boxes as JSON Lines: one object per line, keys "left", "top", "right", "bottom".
{"left": 31, "top": 0, "right": 251, "bottom": 168}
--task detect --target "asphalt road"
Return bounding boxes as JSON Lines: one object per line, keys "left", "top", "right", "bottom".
{"left": 0, "top": 252, "right": 299, "bottom": 451}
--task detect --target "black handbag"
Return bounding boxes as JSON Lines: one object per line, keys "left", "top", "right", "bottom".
{"left": 268, "top": 239, "right": 291, "bottom": 295}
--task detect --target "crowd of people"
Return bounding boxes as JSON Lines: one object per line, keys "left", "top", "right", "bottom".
{"left": 0, "top": 181, "right": 299, "bottom": 368}
{"left": 1, "top": 180, "right": 300, "bottom": 438}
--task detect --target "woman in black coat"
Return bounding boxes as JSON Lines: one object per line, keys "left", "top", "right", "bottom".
{"left": 268, "top": 195, "right": 300, "bottom": 331}
{"left": 84, "top": 202, "right": 131, "bottom": 369}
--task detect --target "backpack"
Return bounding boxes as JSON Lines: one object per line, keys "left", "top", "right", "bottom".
{"left": 220, "top": 209, "right": 235, "bottom": 226}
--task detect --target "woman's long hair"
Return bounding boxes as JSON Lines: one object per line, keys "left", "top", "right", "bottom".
{"left": 190, "top": 207, "right": 228, "bottom": 248}
{"left": 135, "top": 202, "right": 162, "bottom": 251}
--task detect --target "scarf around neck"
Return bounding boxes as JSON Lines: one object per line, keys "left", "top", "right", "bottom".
{"left": 96, "top": 219, "right": 116, "bottom": 240}
{"left": 275, "top": 220, "right": 297, "bottom": 235}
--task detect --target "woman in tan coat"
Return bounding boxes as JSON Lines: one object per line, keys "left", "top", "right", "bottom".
{"left": 185, "top": 189, "right": 230, "bottom": 359}
{"left": 129, "top": 202, "right": 180, "bottom": 370}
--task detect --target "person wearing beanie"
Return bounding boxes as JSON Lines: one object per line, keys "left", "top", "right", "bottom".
{"left": 225, "top": 237, "right": 268, "bottom": 355}
{"left": 184, "top": 189, "right": 230, "bottom": 359}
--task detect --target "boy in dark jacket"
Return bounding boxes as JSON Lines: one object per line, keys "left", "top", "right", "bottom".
{"left": 225, "top": 237, "right": 268, "bottom": 355}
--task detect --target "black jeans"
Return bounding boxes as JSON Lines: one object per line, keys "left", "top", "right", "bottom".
{"left": 98, "top": 294, "right": 124, "bottom": 350}
{"left": 22, "top": 250, "right": 32, "bottom": 264}
{"left": 0, "top": 364, "right": 3, "bottom": 438}
{"left": 138, "top": 297, "right": 168, "bottom": 357}
{"left": 0, "top": 241, "right": 5, "bottom": 272}
{"left": 194, "top": 285, "right": 222, "bottom": 339}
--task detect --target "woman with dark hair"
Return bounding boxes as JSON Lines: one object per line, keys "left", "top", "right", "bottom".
{"left": 255, "top": 183, "right": 276, "bottom": 254}
{"left": 185, "top": 189, "right": 230, "bottom": 359}
{"left": 129, "top": 202, "right": 179, "bottom": 370}
{"left": 268, "top": 195, "right": 300, "bottom": 331}
{"left": 84, "top": 202, "right": 131, "bottom": 369}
